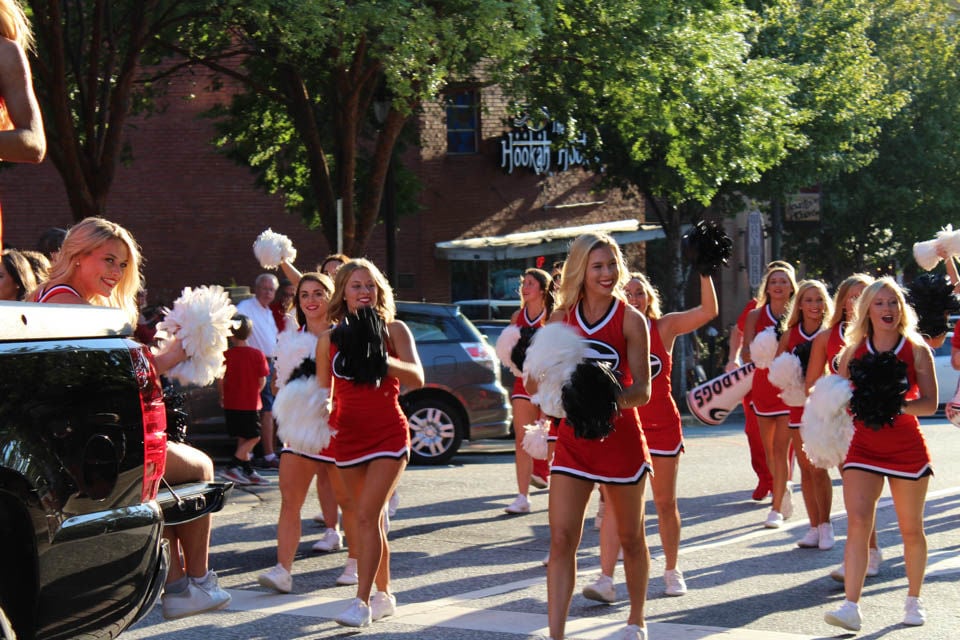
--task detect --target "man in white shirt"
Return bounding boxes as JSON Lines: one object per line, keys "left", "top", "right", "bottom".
{"left": 236, "top": 273, "right": 280, "bottom": 467}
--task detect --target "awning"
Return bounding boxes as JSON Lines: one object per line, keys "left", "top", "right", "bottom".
{"left": 435, "top": 219, "right": 665, "bottom": 261}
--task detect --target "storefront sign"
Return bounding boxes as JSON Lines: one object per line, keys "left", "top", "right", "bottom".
{"left": 499, "top": 114, "right": 591, "bottom": 175}
{"left": 747, "top": 210, "right": 765, "bottom": 289}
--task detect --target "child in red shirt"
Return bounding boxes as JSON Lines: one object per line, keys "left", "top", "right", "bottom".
{"left": 218, "top": 314, "right": 270, "bottom": 485}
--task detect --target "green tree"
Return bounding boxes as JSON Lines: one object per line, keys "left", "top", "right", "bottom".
{"left": 166, "top": 0, "right": 543, "bottom": 255}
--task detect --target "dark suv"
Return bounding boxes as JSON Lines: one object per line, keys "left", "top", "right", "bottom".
{"left": 180, "top": 302, "right": 511, "bottom": 465}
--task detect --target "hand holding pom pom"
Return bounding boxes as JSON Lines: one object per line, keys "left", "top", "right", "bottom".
{"left": 331, "top": 306, "right": 389, "bottom": 386}
{"left": 253, "top": 228, "right": 297, "bottom": 269}
{"left": 521, "top": 418, "right": 550, "bottom": 460}
{"left": 801, "top": 375, "right": 854, "bottom": 468}
{"left": 155, "top": 285, "right": 238, "bottom": 386}
{"left": 562, "top": 361, "right": 621, "bottom": 439}
{"left": 494, "top": 324, "right": 523, "bottom": 377}
{"left": 749, "top": 327, "right": 779, "bottom": 370}
{"left": 768, "top": 352, "right": 806, "bottom": 407}
{"left": 906, "top": 272, "right": 960, "bottom": 340}
{"left": 681, "top": 220, "right": 734, "bottom": 277}
{"left": 848, "top": 351, "right": 909, "bottom": 430}
{"left": 523, "top": 323, "right": 586, "bottom": 418}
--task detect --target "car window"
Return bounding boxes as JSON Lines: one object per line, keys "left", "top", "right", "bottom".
{"left": 401, "top": 312, "right": 462, "bottom": 342}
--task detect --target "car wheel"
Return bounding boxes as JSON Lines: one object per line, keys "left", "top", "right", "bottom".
{"left": 405, "top": 397, "right": 463, "bottom": 465}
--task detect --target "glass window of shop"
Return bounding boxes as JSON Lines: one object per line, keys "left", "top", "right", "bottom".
{"left": 450, "top": 256, "right": 565, "bottom": 320}
{"left": 446, "top": 90, "right": 479, "bottom": 154}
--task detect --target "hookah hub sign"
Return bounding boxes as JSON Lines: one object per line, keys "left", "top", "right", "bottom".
{"left": 499, "top": 112, "right": 592, "bottom": 175}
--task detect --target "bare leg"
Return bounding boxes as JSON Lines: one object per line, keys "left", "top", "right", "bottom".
{"left": 794, "top": 430, "right": 831, "bottom": 525}
{"left": 888, "top": 476, "right": 929, "bottom": 597}
{"left": 649, "top": 455, "right": 681, "bottom": 570}
{"left": 261, "top": 410, "right": 276, "bottom": 457}
{"left": 315, "top": 465, "right": 339, "bottom": 528}
{"left": 841, "top": 469, "right": 884, "bottom": 602}
{"left": 163, "top": 442, "right": 215, "bottom": 581}
{"left": 547, "top": 475, "right": 594, "bottom": 640}
{"left": 597, "top": 486, "right": 620, "bottom": 577}
{"left": 512, "top": 398, "right": 538, "bottom": 497}
{"left": 329, "top": 466, "right": 359, "bottom": 564}
{"left": 606, "top": 479, "right": 650, "bottom": 628}
{"left": 277, "top": 454, "right": 321, "bottom": 570}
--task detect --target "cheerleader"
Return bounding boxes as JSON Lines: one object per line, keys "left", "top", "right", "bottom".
{"left": 536, "top": 233, "right": 652, "bottom": 640}
{"left": 823, "top": 278, "right": 937, "bottom": 631}
{"left": 317, "top": 259, "right": 424, "bottom": 628}
{"left": 776, "top": 279, "right": 834, "bottom": 549}
{"left": 742, "top": 262, "right": 797, "bottom": 528}
{"left": 582, "top": 271, "right": 716, "bottom": 604}
{"left": 503, "top": 268, "right": 554, "bottom": 514}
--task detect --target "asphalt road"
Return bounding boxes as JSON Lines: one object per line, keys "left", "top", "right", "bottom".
{"left": 126, "top": 417, "right": 960, "bottom": 639}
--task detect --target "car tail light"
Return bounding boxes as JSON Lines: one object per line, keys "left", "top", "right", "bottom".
{"left": 461, "top": 341, "right": 497, "bottom": 371}
{"left": 129, "top": 344, "right": 168, "bottom": 502}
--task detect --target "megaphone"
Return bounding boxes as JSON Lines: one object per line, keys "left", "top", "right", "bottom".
{"left": 686, "top": 362, "right": 756, "bottom": 426}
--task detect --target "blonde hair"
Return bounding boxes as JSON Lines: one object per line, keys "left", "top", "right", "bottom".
{"left": 327, "top": 258, "right": 395, "bottom": 323}
{"left": 627, "top": 271, "right": 662, "bottom": 319}
{"left": 36, "top": 217, "right": 142, "bottom": 323}
{"left": 0, "top": 0, "right": 34, "bottom": 52}
{"left": 756, "top": 265, "right": 797, "bottom": 307}
{"left": 844, "top": 277, "right": 923, "bottom": 350}
{"left": 782, "top": 279, "right": 833, "bottom": 331}
{"left": 827, "top": 273, "right": 874, "bottom": 328}
{"left": 556, "top": 233, "right": 629, "bottom": 313}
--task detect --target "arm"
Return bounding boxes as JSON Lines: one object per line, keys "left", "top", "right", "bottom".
{"left": 740, "top": 308, "right": 760, "bottom": 364}
{"left": 657, "top": 274, "right": 718, "bottom": 351}
{"left": 316, "top": 331, "right": 332, "bottom": 388}
{"left": 386, "top": 320, "right": 425, "bottom": 389}
{"left": 726, "top": 324, "right": 743, "bottom": 372}
{"left": 619, "top": 305, "right": 651, "bottom": 409}
{"left": 905, "top": 341, "right": 938, "bottom": 416}
{"left": 774, "top": 325, "right": 792, "bottom": 356}
{"left": 0, "top": 39, "right": 45, "bottom": 163}
{"left": 804, "top": 331, "right": 830, "bottom": 392}
{"left": 279, "top": 260, "right": 302, "bottom": 287}
{"left": 152, "top": 337, "right": 187, "bottom": 375}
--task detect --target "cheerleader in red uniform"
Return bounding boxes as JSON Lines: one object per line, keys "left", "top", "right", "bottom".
{"left": 806, "top": 274, "right": 883, "bottom": 578}
{"left": 582, "top": 271, "right": 716, "bottom": 604}
{"left": 316, "top": 259, "right": 425, "bottom": 628}
{"left": 503, "top": 268, "right": 554, "bottom": 514}
{"left": 742, "top": 263, "right": 797, "bottom": 528}
{"left": 536, "top": 233, "right": 652, "bottom": 640}
{"left": 823, "top": 277, "right": 937, "bottom": 632}
{"left": 776, "top": 279, "right": 834, "bottom": 549}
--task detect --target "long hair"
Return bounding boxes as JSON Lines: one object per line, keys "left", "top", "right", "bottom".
{"left": 522, "top": 267, "right": 555, "bottom": 318}
{"left": 556, "top": 233, "right": 629, "bottom": 313}
{"left": 844, "top": 277, "right": 923, "bottom": 350}
{"left": 294, "top": 271, "right": 334, "bottom": 327}
{"left": 827, "top": 273, "right": 874, "bottom": 328}
{"left": 782, "top": 279, "right": 833, "bottom": 331}
{"left": 328, "top": 258, "right": 395, "bottom": 323}
{"left": 1, "top": 248, "right": 36, "bottom": 300}
{"left": 755, "top": 265, "right": 797, "bottom": 307}
{"left": 0, "top": 0, "right": 33, "bottom": 52}
{"left": 627, "top": 271, "right": 662, "bottom": 320}
{"left": 37, "top": 217, "right": 142, "bottom": 323}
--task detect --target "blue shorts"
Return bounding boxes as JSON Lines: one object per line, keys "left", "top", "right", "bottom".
{"left": 260, "top": 359, "right": 276, "bottom": 412}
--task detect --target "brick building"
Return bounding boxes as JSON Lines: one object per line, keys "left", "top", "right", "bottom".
{"left": 0, "top": 67, "right": 665, "bottom": 309}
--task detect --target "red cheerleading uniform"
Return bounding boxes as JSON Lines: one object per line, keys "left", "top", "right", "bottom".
{"left": 550, "top": 298, "right": 651, "bottom": 484}
{"left": 636, "top": 317, "right": 682, "bottom": 456}
{"left": 785, "top": 323, "right": 820, "bottom": 428}
{"left": 329, "top": 342, "right": 410, "bottom": 467}
{"left": 34, "top": 283, "right": 81, "bottom": 302}
{"left": 281, "top": 326, "right": 336, "bottom": 463}
{"left": 511, "top": 307, "right": 546, "bottom": 401}
{"left": 826, "top": 322, "right": 846, "bottom": 375}
{"left": 843, "top": 337, "right": 931, "bottom": 479}
{"left": 750, "top": 303, "right": 790, "bottom": 417}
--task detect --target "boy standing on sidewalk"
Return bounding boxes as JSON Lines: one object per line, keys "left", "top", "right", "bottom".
{"left": 219, "top": 314, "right": 270, "bottom": 485}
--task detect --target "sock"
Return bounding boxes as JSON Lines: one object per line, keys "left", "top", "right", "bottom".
{"left": 191, "top": 570, "right": 214, "bottom": 586}
{"left": 165, "top": 576, "right": 190, "bottom": 594}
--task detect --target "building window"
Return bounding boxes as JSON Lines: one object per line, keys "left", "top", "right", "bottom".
{"left": 446, "top": 90, "right": 479, "bottom": 154}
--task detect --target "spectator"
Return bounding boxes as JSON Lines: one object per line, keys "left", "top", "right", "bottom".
{"left": 236, "top": 273, "right": 281, "bottom": 468}
{"left": 218, "top": 314, "right": 270, "bottom": 486}
{"left": 271, "top": 277, "right": 296, "bottom": 332}
{"left": 18, "top": 248, "right": 48, "bottom": 283}
{"left": 37, "top": 226, "right": 66, "bottom": 262}
{"left": 0, "top": 247, "right": 34, "bottom": 300}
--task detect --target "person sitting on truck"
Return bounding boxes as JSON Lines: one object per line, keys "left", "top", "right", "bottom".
{"left": 32, "top": 216, "right": 232, "bottom": 619}
{"left": 0, "top": 247, "right": 35, "bottom": 300}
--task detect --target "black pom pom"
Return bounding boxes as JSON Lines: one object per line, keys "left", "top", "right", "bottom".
{"left": 331, "top": 306, "right": 389, "bottom": 386}
{"left": 561, "top": 361, "right": 621, "bottom": 439}
{"left": 510, "top": 326, "right": 537, "bottom": 372}
{"left": 161, "top": 379, "right": 189, "bottom": 443}
{"left": 792, "top": 340, "right": 813, "bottom": 374}
{"left": 287, "top": 357, "right": 317, "bottom": 384}
{"left": 848, "top": 350, "right": 909, "bottom": 430}
{"left": 681, "top": 220, "right": 734, "bottom": 276}
{"left": 906, "top": 272, "right": 960, "bottom": 339}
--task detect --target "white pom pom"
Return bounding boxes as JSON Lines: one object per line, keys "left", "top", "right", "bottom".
{"left": 275, "top": 382, "right": 334, "bottom": 452}
{"left": 913, "top": 239, "right": 941, "bottom": 271}
{"left": 521, "top": 418, "right": 550, "bottom": 460}
{"left": 253, "top": 228, "right": 297, "bottom": 269}
{"left": 494, "top": 324, "right": 523, "bottom": 376}
{"left": 800, "top": 374, "right": 854, "bottom": 469}
{"left": 275, "top": 328, "right": 318, "bottom": 389}
{"left": 156, "top": 285, "right": 238, "bottom": 386}
{"left": 768, "top": 352, "right": 806, "bottom": 407}
{"left": 750, "top": 327, "right": 778, "bottom": 369}
{"left": 936, "top": 224, "right": 960, "bottom": 258}
{"left": 523, "top": 323, "right": 585, "bottom": 418}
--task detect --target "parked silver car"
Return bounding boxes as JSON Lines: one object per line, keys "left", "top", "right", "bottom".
{"left": 179, "top": 301, "right": 512, "bottom": 465}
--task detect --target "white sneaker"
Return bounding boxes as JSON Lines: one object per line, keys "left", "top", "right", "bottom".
{"left": 616, "top": 624, "right": 647, "bottom": 640}
{"left": 781, "top": 483, "right": 794, "bottom": 519}
{"left": 161, "top": 574, "right": 231, "bottom": 620}
{"left": 830, "top": 547, "right": 883, "bottom": 582}
{"left": 258, "top": 563, "right": 292, "bottom": 593}
{"left": 824, "top": 600, "right": 862, "bottom": 631}
{"left": 388, "top": 491, "right": 400, "bottom": 517}
{"left": 903, "top": 596, "right": 926, "bottom": 626}
{"left": 336, "top": 558, "right": 359, "bottom": 585}
{"left": 582, "top": 574, "right": 616, "bottom": 603}
{"left": 818, "top": 522, "right": 835, "bottom": 550}
{"left": 334, "top": 597, "right": 371, "bottom": 627}
{"left": 312, "top": 528, "right": 343, "bottom": 552}
{"left": 594, "top": 499, "right": 605, "bottom": 530}
{"left": 504, "top": 494, "right": 531, "bottom": 514}
{"left": 664, "top": 568, "right": 687, "bottom": 596}
{"left": 764, "top": 510, "right": 784, "bottom": 529}
{"left": 371, "top": 591, "right": 397, "bottom": 621}
{"left": 797, "top": 527, "right": 820, "bottom": 548}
